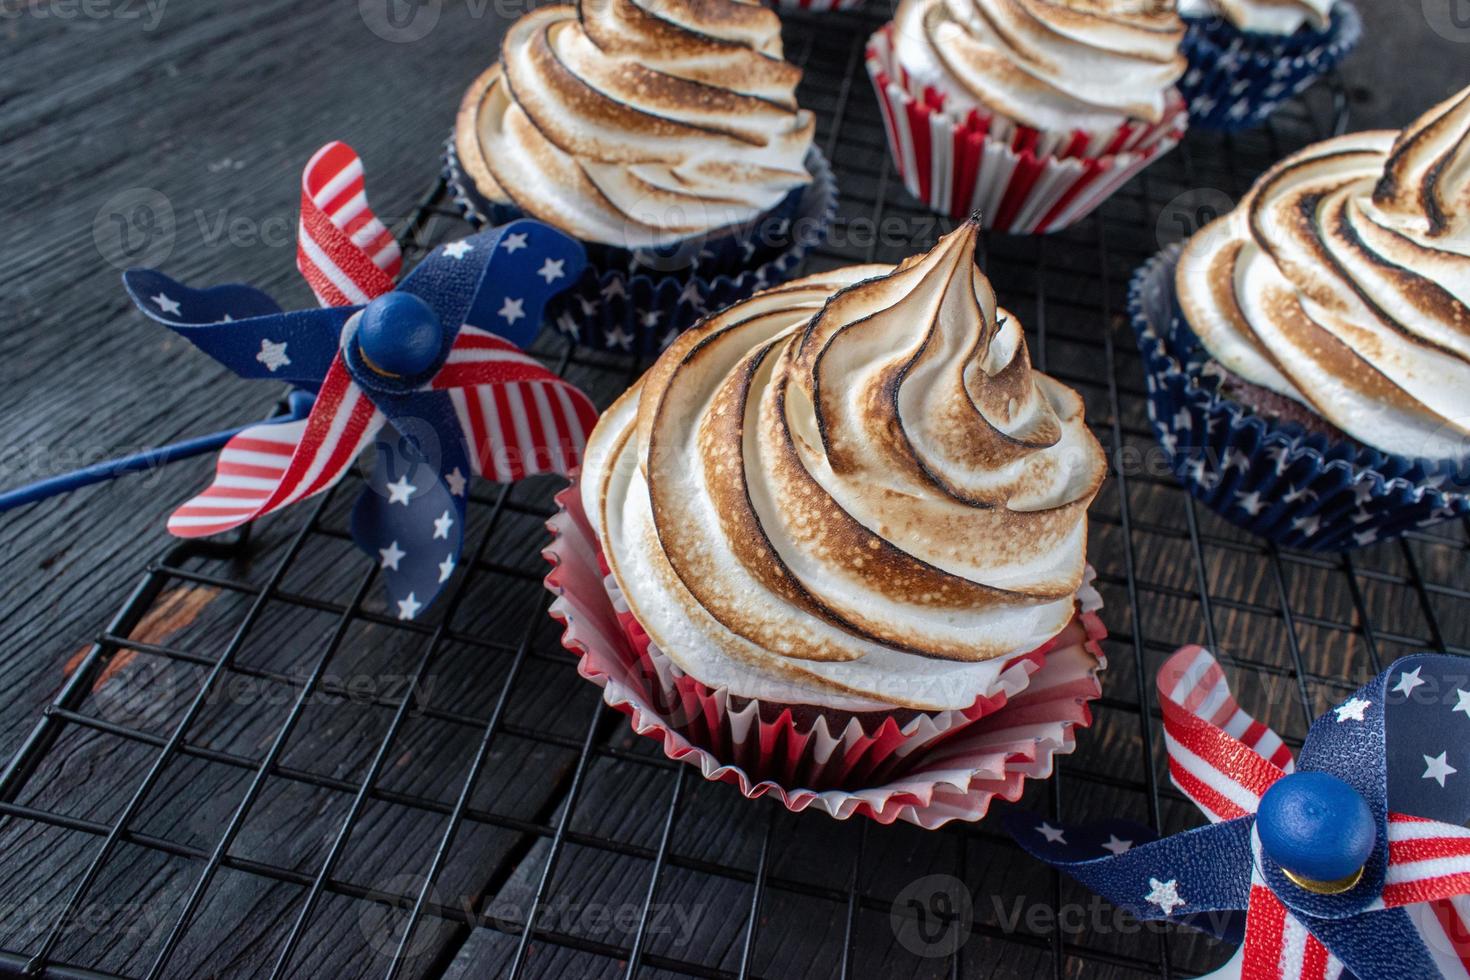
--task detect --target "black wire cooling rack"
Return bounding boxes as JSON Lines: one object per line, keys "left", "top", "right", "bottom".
{"left": 3, "top": 8, "right": 1468, "bottom": 980}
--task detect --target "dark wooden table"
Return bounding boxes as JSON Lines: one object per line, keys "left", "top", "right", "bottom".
{"left": 2, "top": 3, "right": 1468, "bottom": 979}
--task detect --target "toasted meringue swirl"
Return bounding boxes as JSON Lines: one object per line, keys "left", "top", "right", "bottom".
{"left": 581, "top": 224, "right": 1108, "bottom": 711}
{"left": 1177, "top": 86, "right": 1470, "bottom": 459}
{"left": 892, "top": 0, "right": 1187, "bottom": 133}
{"left": 454, "top": 0, "right": 814, "bottom": 249}
{"left": 1177, "top": 0, "right": 1333, "bottom": 34}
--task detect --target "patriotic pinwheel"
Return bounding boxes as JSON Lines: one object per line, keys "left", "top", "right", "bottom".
{"left": 1009, "top": 646, "right": 1470, "bottom": 980}
{"left": 123, "top": 142, "right": 597, "bottom": 619}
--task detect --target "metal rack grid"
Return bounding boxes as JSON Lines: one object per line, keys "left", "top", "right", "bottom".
{"left": 1, "top": 7, "right": 1466, "bottom": 979}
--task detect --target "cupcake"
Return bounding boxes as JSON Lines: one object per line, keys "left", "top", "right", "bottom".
{"left": 450, "top": 0, "right": 837, "bottom": 354}
{"left": 546, "top": 221, "right": 1110, "bottom": 825}
{"left": 1176, "top": 0, "right": 1361, "bottom": 131}
{"left": 1131, "top": 85, "right": 1470, "bottom": 550}
{"left": 866, "top": 0, "right": 1189, "bottom": 232}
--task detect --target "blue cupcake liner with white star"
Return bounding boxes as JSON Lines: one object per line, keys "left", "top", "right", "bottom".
{"left": 445, "top": 140, "right": 839, "bottom": 355}
{"left": 1129, "top": 245, "right": 1470, "bottom": 551}
{"left": 1178, "top": 1, "right": 1361, "bottom": 132}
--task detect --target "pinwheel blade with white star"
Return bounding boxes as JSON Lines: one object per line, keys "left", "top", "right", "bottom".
{"left": 123, "top": 142, "right": 597, "bottom": 620}
{"left": 1008, "top": 646, "right": 1470, "bottom": 979}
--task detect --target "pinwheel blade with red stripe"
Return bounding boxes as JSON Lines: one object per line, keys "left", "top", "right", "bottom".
{"left": 124, "top": 142, "right": 595, "bottom": 617}
{"left": 1010, "top": 647, "right": 1470, "bottom": 979}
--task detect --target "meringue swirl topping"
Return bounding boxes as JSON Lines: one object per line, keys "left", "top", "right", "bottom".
{"left": 582, "top": 222, "right": 1108, "bottom": 711}
{"left": 892, "top": 0, "right": 1187, "bottom": 133}
{"left": 455, "top": 0, "right": 815, "bottom": 249}
{"left": 1177, "top": 0, "right": 1333, "bottom": 35}
{"left": 1176, "top": 86, "right": 1470, "bottom": 459}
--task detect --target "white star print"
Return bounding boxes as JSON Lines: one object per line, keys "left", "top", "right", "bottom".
{"left": 1223, "top": 448, "right": 1251, "bottom": 473}
{"left": 1423, "top": 751, "right": 1457, "bottom": 788}
{"left": 1335, "top": 698, "right": 1371, "bottom": 723}
{"left": 498, "top": 297, "right": 526, "bottom": 326}
{"left": 1144, "top": 878, "right": 1185, "bottom": 916}
{"left": 386, "top": 475, "right": 417, "bottom": 506}
{"left": 1453, "top": 689, "right": 1470, "bottom": 721}
{"left": 397, "top": 593, "right": 423, "bottom": 621}
{"left": 1393, "top": 667, "right": 1425, "bottom": 697}
{"left": 604, "top": 326, "right": 635, "bottom": 351}
{"left": 601, "top": 278, "right": 627, "bottom": 300}
{"left": 1037, "top": 822, "right": 1066, "bottom": 844}
{"left": 1352, "top": 480, "right": 1376, "bottom": 505}
{"left": 1101, "top": 835, "right": 1133, "bottom": 856}
{"left": 1236, "top": 490, "right": 1266, "bottom": 516}
{"left": 445, "top": 468, "right": 467, "bottom": 497}
{"left": 1352, "top": 528, "right": 1379, "bottom": 547}
{"left": 1186, "top": 457, "right": 1217, "bottom": 491}
{"left": 442, "top": 240, "right": 474, "bottom": 260}
{"left": 537, "top": 258, "right": 566, "bottom": 284}
{"left": 501, "top": 232, "right": 529, "bottom": 253}
{"left": 379, "top": 541, "right": 406, "bottom": 571}
{"left": 678, "top": 280, "right": 704, "bottom": 308}
{"left": 1291, "top": 514, "right": 1322, "bottom": 536}
{"left": 1282, "top": 484, "right": 1317, "bottom": 505}
{"left": 438, "top": 555, "right": 456, "bottom": 584}
{"left": 151, "top": 292, "right": 182, "bottom": 316}
{"left": 641, "top": 310, "right": 662, "bottom": 329}
{"left": 433, "top": 510, "right": 454, "bottom": 540}
{"left": 256, "top": 339, "right": 291, "bottom": 372}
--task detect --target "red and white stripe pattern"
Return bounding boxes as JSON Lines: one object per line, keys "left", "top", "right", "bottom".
{"left": 1231, "top": 830, "right": 1342, "bottom": 980}
{"left": 440, "top": 327, "right": 598, "bottom": 483}
{"left": 1414, "top": 895, "right": 1470, "bottom": 980}
{"left": 297, "top": 141, "right": 402, "bottom": 307}
{"left": 1161, "top": 646, "right": 1470, "bottom": 979}
{"left": 1159, "top": 646, "right": 1292, "bottom": 823}
{"left": 865, "top": 26, "right": 1187, "bottom": 233}
{"left": 1384, "top": 815, "right": 1470, "bottom": 909}
{"left": 167, "top": 359, "right": 384, "bottom": 537}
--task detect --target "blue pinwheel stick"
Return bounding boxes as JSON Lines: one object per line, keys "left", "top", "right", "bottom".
{"left": 0, "top": 391, "right": 316, "bottom": 514}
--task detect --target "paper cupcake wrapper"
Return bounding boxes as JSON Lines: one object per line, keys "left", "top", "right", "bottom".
{"left": 543, "top": 480, "right": 1109, "bottom": 829}
{"left": 1179, "top": 1, "right": 1361, "bottom": 131}
{"left": 865, "top": 25, "right": 1188, "bottom": 233}
{"left": 1129, "top": 244, "right": 1470, "bottom": 551}
{"left": 445, "top": 140, "right": 839, "bottom": 355}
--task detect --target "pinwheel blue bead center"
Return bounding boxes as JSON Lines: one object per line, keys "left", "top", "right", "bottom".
{"left": 357, "top": 292, "right": 444, "bottom": 381}
{"left": 1258, "top": 771, "right": 1375, "bottom": 893}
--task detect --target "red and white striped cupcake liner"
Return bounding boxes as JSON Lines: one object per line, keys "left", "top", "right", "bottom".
{"left": 543, "top": 479, "right": 1109, "bottom": 828}
{"left": 865, "top": 25, "right": 1189, "bottom": 234}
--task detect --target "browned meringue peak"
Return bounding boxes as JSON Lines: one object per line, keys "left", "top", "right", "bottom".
{"left": 614, "top": 222, "right": 1106, "bottom": 671}
{"left": 455, "top": 0, "right": 814, "bottom": 248}
{"left": 1373, "top": 86, "right": 1470, "bottom": 240}
{"left": 1177, "top": 86, "right": 1470, "bottom": 457}
{"left": 892, "top": 0, "right": 1186, "bottom": 133}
